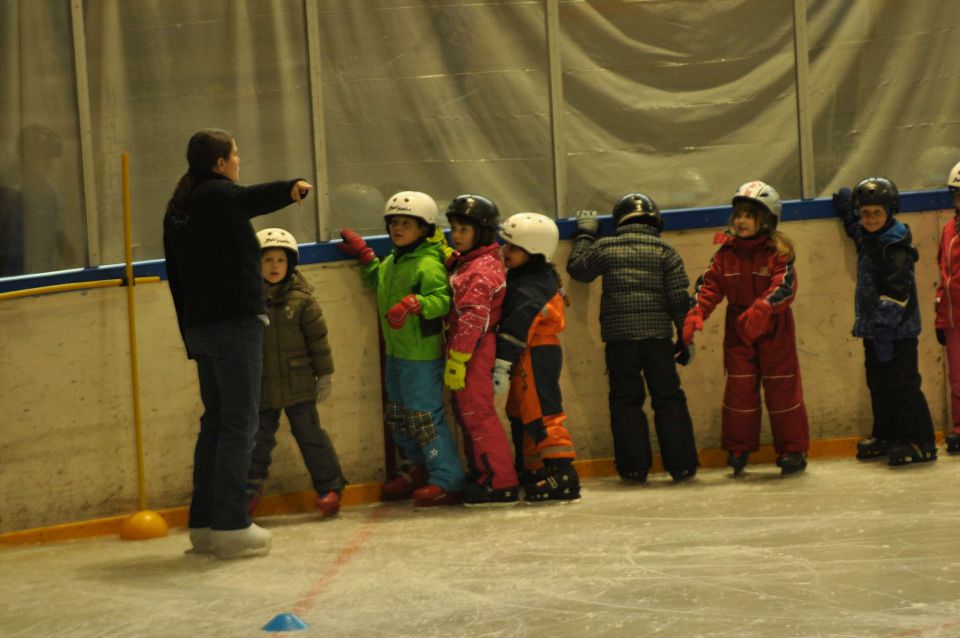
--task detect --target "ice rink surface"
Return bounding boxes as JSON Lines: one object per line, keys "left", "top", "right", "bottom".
{"left": 4, "top": 457, "right": 960, "bottom": 638}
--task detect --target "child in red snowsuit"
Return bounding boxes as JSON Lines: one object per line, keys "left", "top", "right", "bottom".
{"left": 936, "top": 160, "right": 960, "bottom": 453}
{"left": 683, "top": 180, "right": 809, "bottom": 476}
{"left": 494, "top": 212, "right": 579, "bottom": 502}
{"left": 443, "top": 195, "right": 520, "bottom": 506}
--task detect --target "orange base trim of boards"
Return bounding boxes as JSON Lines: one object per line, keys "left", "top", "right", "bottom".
{"left": 0, "top": 434, "right": 924, "bottom": 546}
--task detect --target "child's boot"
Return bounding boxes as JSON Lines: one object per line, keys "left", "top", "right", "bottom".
{"left": 856, "top": 437, "right": 888, "bottom": 460}
{"left": 618, "top": 467, "right": 649, "bottom": 484}
{"left": 462, "top": 483, "right": 519, "bottom": 508}
{"left": 776, "top": 452, "right": 807, "bottom": 476}
{"left": 412, "top": 484, "right": 462, "bottom": 507}
{"left": 211, "top": 523, "right": 272, "bottom": 559}
{"left": 524, "top": 462, "right": 580, "bottom": 503}
{"left": 669, "top": 467, "right": 697, "bottom": 483}
{"left": 727, "top": 451, "right": 749, "bottom": 477}
{"left": 517, "top": 467, "right": 547, "bottom": 488}
{"left": 946, "top": 430, "right": 960, "bottom": 454}
{"left": 888, "top": 441, "right": 938, "bottom": 467}
{"left": 379, "top": 465, "right": 427, "bottom": 501}
{"left": 315, "top": 491, "right": 341, "bottom": 518}
{"left": 245, "top": 478, "right": 264, "bottom": 516}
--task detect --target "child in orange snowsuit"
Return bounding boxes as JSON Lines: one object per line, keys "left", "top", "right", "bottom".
{"left": 493, "top": 212, "right": 579, "bottom": 502}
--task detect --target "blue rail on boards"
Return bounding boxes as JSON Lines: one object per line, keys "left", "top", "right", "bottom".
{"left": 1, "top": 190, "right": 954, "bottom": 296}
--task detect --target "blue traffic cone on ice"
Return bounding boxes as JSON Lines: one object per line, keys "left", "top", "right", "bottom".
{"left": 262, "top": 612, "right": 309, "bottom": 632}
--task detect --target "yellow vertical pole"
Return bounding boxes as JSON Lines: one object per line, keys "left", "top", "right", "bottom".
{"left": 119, "top": 153, "right": 167, "bottom": 540}
{"left": 122, "top": 152, "right": 146, "bottom": 511}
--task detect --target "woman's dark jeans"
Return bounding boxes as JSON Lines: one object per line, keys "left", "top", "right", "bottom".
{"left": 183, "top": 316, "right": 263, "bottom": 530}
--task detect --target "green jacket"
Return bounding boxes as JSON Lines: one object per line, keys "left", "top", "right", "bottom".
{"left": 260, "top": 270, "right": 334, "bottom": 410}
{"left": 362, "top": 239, "right": 451, "bottom": 361}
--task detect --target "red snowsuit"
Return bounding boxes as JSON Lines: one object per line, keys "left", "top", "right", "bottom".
{"left": 446, "top": 243, "right": 518, "bottom": 490}
{"left": 692, "top": 233, "right": 809, "bottom": 454}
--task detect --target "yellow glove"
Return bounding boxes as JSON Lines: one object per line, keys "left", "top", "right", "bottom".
{"left": 444, "top": 350, "right": 472, "bottom": 391}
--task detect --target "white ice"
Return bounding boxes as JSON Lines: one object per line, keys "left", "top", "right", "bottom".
{"left": 3, "top": 457, "right": 960, "bottom": 637}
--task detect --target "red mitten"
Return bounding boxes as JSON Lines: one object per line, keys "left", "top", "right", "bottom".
{"left": 338, "top": 228, "right": 375, "bottom": 265}
{"left": 736, "top": 299, "right": 773, "bottom": 343}
{"left": 682, "top": 307, "right": 704, "bottom": 345}
{"left": 386, "top": 294, "right": 422, "bottom": 329}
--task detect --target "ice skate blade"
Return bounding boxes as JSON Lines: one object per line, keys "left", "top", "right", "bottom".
{"left": 462, "top": 500, "right": 519, "bottom": 509}
{"left": 523, "top": 495, "right": 581, "bottom": 505}
{"left": 888, "top": 458, "right": 937, "bottom": 468}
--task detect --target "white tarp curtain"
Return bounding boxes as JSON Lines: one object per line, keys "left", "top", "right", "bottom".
{"left": 0, "top": 1, "right": 85, "bottom": 275}
{"left": 1, "top": 0, "right": 959, "bottom": 275}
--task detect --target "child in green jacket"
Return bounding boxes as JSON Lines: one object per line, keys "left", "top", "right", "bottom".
{"left": 339, "top": 191, "right": 465, "bottom": 506}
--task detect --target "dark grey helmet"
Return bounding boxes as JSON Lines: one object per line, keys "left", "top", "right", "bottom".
{"left": 612, "top": 193, "right": 662, "bottom": 230}
{"left": 853, "top": 177, "right": 900, "bottom": 215}
{"left": 445, "top": 194, "right": 500, "bottom": 230}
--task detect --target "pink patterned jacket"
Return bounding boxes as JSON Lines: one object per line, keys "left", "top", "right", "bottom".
{"left": 445, "top": 243, "right": 506, "bottom": 355}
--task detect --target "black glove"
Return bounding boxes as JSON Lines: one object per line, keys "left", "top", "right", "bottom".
{"left": 871, "top": 339, "right": 895, "bottom": 363}
{"left": 937, "top": 328, "right": 946, "bottom": 346}
{"left": 832, "top": 187, "right": 853, "bottom": 217}
{"left": 674, "top": 340, "right": 695, "bottom": 366}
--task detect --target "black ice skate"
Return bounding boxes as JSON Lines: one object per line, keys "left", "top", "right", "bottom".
{"left": 618, "top": 468, "right": 649, "bottom": 484}
{"left": 462, "top": 483, "right": 519, "bottom": 508}
{"left": 856, "top": 437, "right": 888, "bottom": 460}
{"left": 524, "top": 464, "right": 580, "bottom": 503}
{"left": 776, "top": 452, "right": 807, "bottom": 476}
{"left": 670, "top": 467, "right": 697, "bottom": 483}
{"left": 946, "top": 432, "right": 960, "bottom": 454}
{"left": 727, "top": 451, "right": 749, "bottom": 477}
{"left": 887, "top": 441, "right": 938, "bottom": 467}
{"left": 517, "top": 467, "right": 547, "bottom": 487}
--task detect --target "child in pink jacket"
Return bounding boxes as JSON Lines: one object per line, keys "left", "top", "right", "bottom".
{"left": 935, "top": 160, "right": 960, "bottom": 453}
{"left": 443, "top": 194, "right": 520, "bottom": 506}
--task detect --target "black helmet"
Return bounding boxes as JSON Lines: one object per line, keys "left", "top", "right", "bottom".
{"left": 853, "top": 177, "right": 899, "bottom": 215}
{"left": 612, "top": 193, "right": 662, "bottom": 230}
{"left": 445, "top": 194, "right": 500, "bottom": 230}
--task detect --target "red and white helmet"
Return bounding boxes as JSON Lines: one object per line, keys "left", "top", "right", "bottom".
{"left": 498, "top": 212, "right": 559, "bottom": 260}
{"left": 383, "top": 191, "right": 439, "bottom": 226}
{"left": 948, "top": 161, "right": 960, "bottom": 191}
{"left": 733, "top": 180, "right": 782, "bottom": 230}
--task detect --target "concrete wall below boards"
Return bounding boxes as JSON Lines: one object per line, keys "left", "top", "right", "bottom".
{"left": 0, "top": 210, "right": 951, "bottom": 533}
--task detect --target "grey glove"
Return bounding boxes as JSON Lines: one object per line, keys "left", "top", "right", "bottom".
{"left": 492, "top": 358, "right": 512, "bottom": 395}
{"left": 575, "top": 209, "right": 599, "bottom": 236}
{"left": 315, "top": 375, "right": 332, "bottom": 403}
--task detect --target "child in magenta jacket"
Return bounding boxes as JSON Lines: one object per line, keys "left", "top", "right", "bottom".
{"left": 443, "top": 195, "right": 519, "bottom": 506}
{"left": 935, "top": 160, "right": 960, "bottom": 453}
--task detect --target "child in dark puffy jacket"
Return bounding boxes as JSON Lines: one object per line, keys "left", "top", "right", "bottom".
{"left": 566, "top": 193, "right": 698, "bottom": 484}
{"left": 495, "top": 212, "right": 580, "bottom": 503}
{"left": 833, "top": 177, "right": 937, "bottom": 466}
{"left": 935, "top": 161, "right": 960, "bottom": 454}
{"left": 246, "top": 228, "right": 346, "bottom": 518}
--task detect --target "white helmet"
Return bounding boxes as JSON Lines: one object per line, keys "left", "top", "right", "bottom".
{"left": 499, "top": 212, "right": 559, "bottom": 260}
{"left": 733, "top": 180, "right": 782, "bottom": 230}
{"left": 383, "top": 191, "right": 439, "bottom": 226}
{"left": 257, "top": 227, "right": 298, "bottom": 256}
{"left": 948, "top": 161, "right": 960, "bottom": 190}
